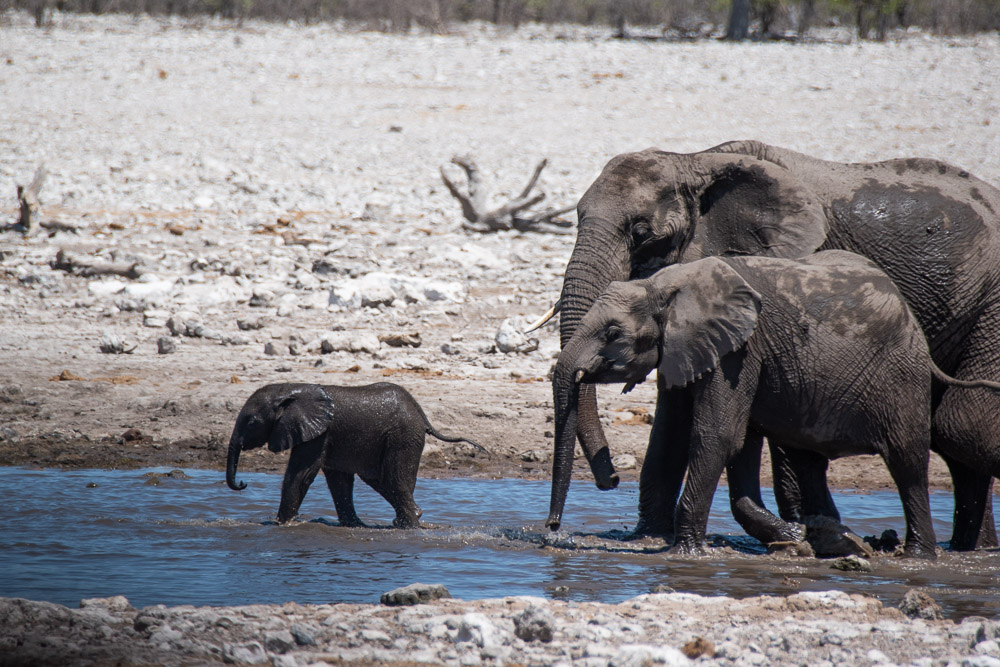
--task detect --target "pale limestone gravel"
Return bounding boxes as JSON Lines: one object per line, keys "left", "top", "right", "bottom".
{"left": 3, "top": 590, "right": 999, "bottom": 666}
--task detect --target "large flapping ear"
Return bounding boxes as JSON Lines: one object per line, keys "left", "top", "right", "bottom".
{"left": 269, "top": 385, "right": 336, "bottom": 453}
{"left": 647, "top": 258, "right": 762, "bottom": 388}
{"left": 685, "top": 153, "right": 828, "bottom": 260}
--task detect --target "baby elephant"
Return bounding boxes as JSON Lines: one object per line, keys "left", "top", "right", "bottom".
{"left": 226, "top": 382, "right": 484, "bottom": 527}
{"left": 549, "top": 250, "right": 1000, "bottom": 558}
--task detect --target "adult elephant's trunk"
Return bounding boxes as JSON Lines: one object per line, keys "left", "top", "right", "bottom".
{"left": 226, "top": 432, "right": 247, "bottom": 491}
{"left": 557, "top": 216, "right": 629, "bottom": 490}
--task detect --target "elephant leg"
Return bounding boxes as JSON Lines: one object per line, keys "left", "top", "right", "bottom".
{"left": 361, "top": 472, "right": 422, "bottom": 528}
{"left": 276, "top": 438, "right": 325, "bottom": 524}
{"left": 671, "top": 362, "right": 755, "bottom": 554}
{"left": 728, "top": 433, "right": 805, "bottom": 545}
{"left": 881, "top": 433, "right": 937, "bottom": 560}
{"left": 322, "top": 469, "right": 363, "bottom": 527}
{"left": 939, "top": 452, "right": 997, "bottom": 550}
{"left": 932, "top": 362, "right": 1000, "bottom": 551}
{"left": 769, "top": 440, "right": 840, "bottom": 523}
{"left": 633, "top": 385, "right": 694, "bottom": 540}
{"left": 360, "top": 440, "right": 422, "bottom": 528}
{"left": 576, "top": 383, "right": 620, "bottom": 490}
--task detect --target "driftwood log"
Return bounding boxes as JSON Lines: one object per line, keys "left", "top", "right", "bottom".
{"left": 51, "top": 249, "right": 142, "bottom": 279}
{"left": 440, "top": 156, "right": 575, "bottom": 234}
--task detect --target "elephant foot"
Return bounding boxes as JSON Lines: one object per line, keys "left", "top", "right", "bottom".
{"left": 667, "top": 538, "right": 707, "bottom": 556}
{"left": 901, "top": 543, "right": 938, "bottom": 561}
{"left": 802, "top": 515, "right": 872, "bottom": 558}
{"left": 631, "top": 516, "right": 673, "bottom": 541}
{"left": 338, "top": 518, "right": 364, "bottom": 528}
{"left": 392, "top": 517, "right": 421, "bottom": 529}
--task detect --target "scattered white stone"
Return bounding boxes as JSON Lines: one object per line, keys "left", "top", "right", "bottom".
{"left": 610, "top": 644, "right": 690, "bottom": 666}
{"left": 142, "top": 309, "right": 171, "bottom": 328}
{"left": 329, "top": 272, "right": 465, "bottom": 310}
{"left": 454, "top": 613, "right": 502, "bottom": 649}
{"left": 495, "top": 318, "right": 539, "bottom": 354}
{"left": 612, "top": 454, "right": 637, "bottom": 470}
{"left": 124, "top": 276, "right": 175, "bottom": 299}
{"left": 166, "top": 311, "right": 203, "bottom": 337}
{"left": 88, "top": 278, "right": 127, "bottom": 296}
{"left": 223, "top": 641, "right": 269, "bottom": 665}
{"left": 320, "top": 331, "right": 381, "bottom": 355}
{"left": 98, "top": 333, "right": 135, "bottom": 354}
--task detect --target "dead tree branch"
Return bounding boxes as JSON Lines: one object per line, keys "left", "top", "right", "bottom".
{"left": 51, "top": 249, "right": 143, "bottom": 280}
{"left": 440, "top": 156, "right": 576, "bottom": 234}
{"left": 14, "top": 165, "right": 47, "bottom": 233}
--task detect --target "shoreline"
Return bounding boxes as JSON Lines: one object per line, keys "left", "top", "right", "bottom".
{"left": 2, "top": 588, "right": 995, "bottom": 666}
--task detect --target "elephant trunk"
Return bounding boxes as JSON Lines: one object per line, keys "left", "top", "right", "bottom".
{"left": 557, "top": 216, "right": 629, "bottom": 489}
{"left": 547, "top": 348, "right": 584, "bottom": 530}
{"left": 226, "top": 431, "right": 247, "bottom": 491}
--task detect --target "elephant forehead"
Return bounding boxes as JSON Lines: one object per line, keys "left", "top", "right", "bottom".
{"left": 592, "top": 151, "right": 689, "bottom": 198}
{"left": 595, "top": 282, "right": 647, "bottom": 309}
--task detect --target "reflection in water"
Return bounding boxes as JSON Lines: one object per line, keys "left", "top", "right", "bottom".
{"left": 1, "top": 467, "right": 998, "bottom": 618}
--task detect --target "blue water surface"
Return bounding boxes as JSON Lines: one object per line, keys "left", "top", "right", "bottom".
{"left": 1, "top": 467, "right": 993, "bottom": 618}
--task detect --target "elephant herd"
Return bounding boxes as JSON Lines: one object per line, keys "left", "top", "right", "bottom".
{"left": 231, "top": 140, "right": 1000, "bottom": 560}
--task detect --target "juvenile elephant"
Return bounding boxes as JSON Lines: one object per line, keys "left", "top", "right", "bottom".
{"left": 544, "top": 140, "right": 1000, "bottom": 550}
{"left": 226, "top": 382, "right": 484, "bottom": 527}
{"left": 548, "top": 251, "right": 1000, "bottom": 558}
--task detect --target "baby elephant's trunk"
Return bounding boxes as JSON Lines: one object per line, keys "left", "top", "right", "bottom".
{"left": 226, "top": 432, "right": 247, "bottom": 491}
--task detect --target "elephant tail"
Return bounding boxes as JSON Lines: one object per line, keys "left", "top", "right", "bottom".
{"left": 931, "top": 364, "right": 1000, "bottom": 392}
{"left": 425, "top": 424, "right": 488, "bottom": 455}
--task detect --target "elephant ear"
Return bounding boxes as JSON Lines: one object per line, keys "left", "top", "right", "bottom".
{"left": 686, "top": 154, "right": 827, "bottom": 260}
{"left": 647, "top": 258, "right": 762, "bottom": 388}
{"left": 269, "top": 385, "right": 336, "bottom": 453}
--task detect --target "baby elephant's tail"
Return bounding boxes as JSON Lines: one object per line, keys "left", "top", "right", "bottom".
{"left": 425, "top": 424, "right": 489, "bottom": 455}
{"left": 932, "top": 364, "right": 1000, "bottom": 392}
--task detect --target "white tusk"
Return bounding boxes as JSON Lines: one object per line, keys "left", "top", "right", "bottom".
{"left": 574, "top": 369, "right": 586, "bottom": 384}
{"left": 524, "top": 300, "right": 561, "bottom": 333}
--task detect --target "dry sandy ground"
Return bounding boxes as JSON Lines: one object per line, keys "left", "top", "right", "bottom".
{"left": 2, "top": 11, "right": 998, "bottom": 495}
{"left": 1, "top": 12, "right": 1000, "bottom": 665}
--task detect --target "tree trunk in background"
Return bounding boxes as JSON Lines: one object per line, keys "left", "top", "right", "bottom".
{"left": 796, "top": 0, "right": 815, "bottom": 37}
{"left": 726, "top": 0, "right": 750, "bottom": 40}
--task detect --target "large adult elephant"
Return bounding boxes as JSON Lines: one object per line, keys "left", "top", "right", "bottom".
{"left": 546, "top": 139, "right": 1000, "bottom": 550}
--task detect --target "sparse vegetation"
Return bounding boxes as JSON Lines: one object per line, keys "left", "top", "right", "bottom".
{"left": 4, "top": 0, "right": 999, "bottom": 37}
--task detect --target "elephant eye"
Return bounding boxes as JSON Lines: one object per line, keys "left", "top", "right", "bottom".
{"left": 605, "top": 325, "right": 624, "bottom": 343}
{"left": 631, "top": 218, "right": 652, "bottom": 242}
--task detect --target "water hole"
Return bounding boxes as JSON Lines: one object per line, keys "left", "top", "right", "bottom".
{"left": 2, "top": 467, "right": 998, "bottom": 619}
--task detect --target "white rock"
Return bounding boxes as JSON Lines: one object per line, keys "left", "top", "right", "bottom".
{"left": 88, "top": 278, "right": 127, "bottom": 296}
{"left": 176, "top": 276, "right": 250, "bottom": 305}
{"left": 143, "top": 309, "right": 171, "bottom": 328}
{"left": 610, "top": 644, "right": 691, "bottom": 666}
{"left": 612, "top": 454, "right": 638, "bottom": 470}
{"left": 866, "top": 648, "right": 892, "bottom": 663}
{"left": 360, "top": 628, "right": 391, "bottom": 643}
{"left": 329, "top": 272, "right": 465, "bottom": 310}
{"left": 454, "top": 613, "right": 501, "bottom": 649}
{"left": 320, "top": 331, "right": 381, "bottom": 355}
{"left": 223, "top": 641, "right": 269, "bottom": 665}
{"left": 495, "top": 318, "right": 539, "bottom": 354}
{"left": 976, "top": 641, "right": 1000, "bottom": 656}
{"left": 166, "top": 311, "right": 202, "bottom": 337}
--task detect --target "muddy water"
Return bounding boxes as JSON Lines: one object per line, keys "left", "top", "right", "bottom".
{"left": 2, "top": 467, "right": 998, "bottom": 619}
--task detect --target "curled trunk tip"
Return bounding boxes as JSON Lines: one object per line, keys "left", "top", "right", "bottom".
{"left": 226, "top": 436, "right": 247, "bottom": 491}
